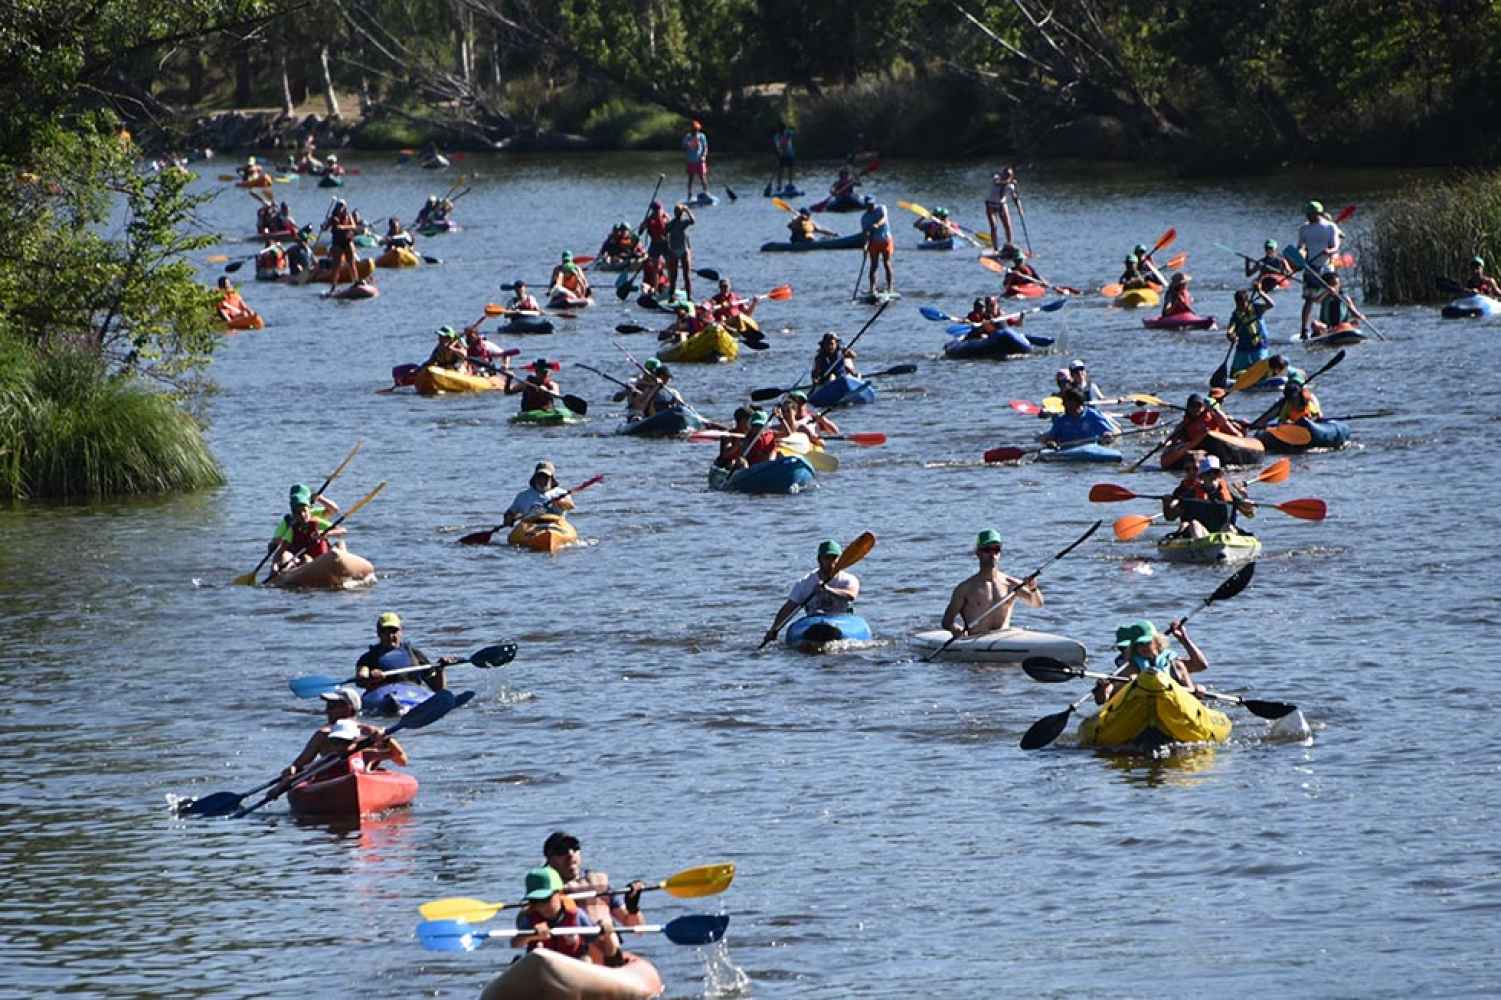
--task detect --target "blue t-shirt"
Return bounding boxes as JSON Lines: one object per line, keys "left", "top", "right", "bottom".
{"left": 860, "top": 206, "right": 890, "bottom": 241}
{"left": 1047, "top": 407, "right": 1118, "bottom": 445}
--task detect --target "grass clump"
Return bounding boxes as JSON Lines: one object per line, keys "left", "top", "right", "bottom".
{"left": 1359, "top": 170, "right": 1501, "bottom": 304}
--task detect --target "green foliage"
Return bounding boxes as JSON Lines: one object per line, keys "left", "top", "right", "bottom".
{"left": 1358, "top": 170, "right": 1501, "bottom": 305}
{"left": 580, "top": 99, "right": 682, "bottom": 149}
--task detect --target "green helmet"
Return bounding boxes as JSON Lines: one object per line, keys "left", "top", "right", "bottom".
{"left": 1133, "top": 244, "right": 1147, "bottom": 255}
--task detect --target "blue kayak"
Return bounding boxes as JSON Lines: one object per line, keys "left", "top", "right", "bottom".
{"left": 943, "top": 327, "right": 1032, "bottom": 360}
{"left": 708, "top": 455, "right": 816, "bottom": 494}
{"left": 1038, "top": 442, "right": 1123, "bottom": 463}
{"left": 785, "top": 613, "right": 872, "bottom": 647}
{"left": 916, "top": 237, "right": 955, "bottom": 251}
{"left": 362, "top": 682, "right": 430, "bottom": 716}
{"left": 1258, "top": 418, "right": 1350, "bottom": 454}
{"left": 615, "top": 405, "right": 704, "bottom": 438}
{"left": 499, "top": 313, "right": 555, "bottom": 335}
{"left": 807, "top": 375, "right": 876, "bottom": 408}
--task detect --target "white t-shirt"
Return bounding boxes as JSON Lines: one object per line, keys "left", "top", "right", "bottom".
{"left": 788, "top": 570, "right": 859, "bottom": 614}
{"left": 1296, "top": 219, "right": 1340, "bottom": 272}
{"left": 506, "top": 485, "right": 566, "bottom": 517}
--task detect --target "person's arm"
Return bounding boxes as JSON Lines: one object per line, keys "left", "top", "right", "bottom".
{"left": 1168, "top": 620, "right": 1209, "bottom": 673}
{"left": 824, "top": 573, "right": 859, "bottom": 600}
{"left": 283, "top": 730, "right": 327, "bottom": 777}
{"left": 1010, "top": 574, "right": 1044, "bottom": 608}
{"left": 940, "top": 585, "right": 967, "bottom": 634}
{"left": 763, "top": 599, "right": 800, "bottom": 646}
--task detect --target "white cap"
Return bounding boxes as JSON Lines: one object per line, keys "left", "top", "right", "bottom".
{"left": 1197, "top": 456, "right": 1222, "bottom": 474}
{"left": 327, "top": 718, "right": 363, "bottom": 742}
{"left": 319, "top": 686, "right": 362, "bottom": 712}
{"left": 1069, "top": 359, "right": 1087, "bottom": 370}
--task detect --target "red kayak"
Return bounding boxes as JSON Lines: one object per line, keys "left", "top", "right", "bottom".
{"left": 1002, "top": 281, "right": 1044, "bottom": 299}
{"left": 1143, "top": 311, "right": 1216, "bottom": 331}
{"left": 287, "top": 761, "right": 418, "bottom": 818}
{"left": 548, "top": 291, "right": 593, "bottom": 309}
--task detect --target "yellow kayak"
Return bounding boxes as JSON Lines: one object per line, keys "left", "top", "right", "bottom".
{"left": 375, "top": 246, "right": 420, "bottom": 268}
{"left": 413, "top": 366, "right": 507, "bottom": 396}
{"left": 507, "top": 514, "right": 578, "bottom": 554}
{"left": 1078, "top": 669, "right": 1231, "bottom": 751}
{"left": 657, "top": 324, "right": 739, "bottom": 364}
{"left": 719, "top": 313, "right": 761, "bottom": 337}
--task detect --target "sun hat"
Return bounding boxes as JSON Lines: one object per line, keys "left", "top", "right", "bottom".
{"left": 1114, "top": 619, "right": 1158, "bottom": 648}
{"left": 319, "top": 686, "right": 363, "bottom": 712}
{"left": 1306, "top": 200, "right": 1323, "bottom": 214}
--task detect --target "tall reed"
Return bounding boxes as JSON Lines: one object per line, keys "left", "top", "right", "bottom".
{"left": 1358, "top": 171, "right": 1501, "bottom": 304}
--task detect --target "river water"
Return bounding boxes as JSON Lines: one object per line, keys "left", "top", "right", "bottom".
{"left": 3, "top": 154, "right": 1499, "bottom": 998}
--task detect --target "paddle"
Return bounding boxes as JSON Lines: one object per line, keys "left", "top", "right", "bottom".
{"left": 1112, "top": 496, "right": 1325, "bottom": 541}
{"left": 263, "top": 481, "right": 386, "bottom": 584}
{"left": 945, "top": 298, "right": 1069, "bottom": 339}
{"left": 419, "top": 862, "right": 737, "bottom": 923}
{"left": 457, "top": 475, "right": 603, "bottom": 546}
{"left": 982, "top": 424, "right": 1158, "bottom": 465}
{"left": 899, "top": 201, "right": 985, "bottom": 248}
{"left": 759, "top": 532, "right": 876, "bottom": 648}
{"left": 849, "top": 244, "right": 868, "bottom": 303}
{"left": 1322, "top": 410, "right": 1394, "bottom": 421}
{"left": 924, "top": 521, "right": 1101, "bottom": 662}
{"left": 1100, "top": 228, "right": 1178, "bottom": 297}
{"left": 1013, "top": 189, "right": 1033, "bottom": 256}
{"left": 692, "top": 429, "right": 885, "bottom": 448}
{"left": 748, "top": 363, "right": 914, "bottom": 403}
{"left": 1022, "top": 657, "right": 1297, "bottom": 720}
{"left": 976, "top": 257, "right": 1082, "bottom": 296}
{"left": 748, "top": 298, "right": 891, "bottom": 404}
{"left": 471, "top": 359, "right": 589, "bottom": 416}
{"left": 1089, "top": 458, "right": 1291, "bottom": 503}
{"left": 1284, "top": 246, "right": 1386, "bottom": 340}
{"left": 231, "top": 442, "right": 364, "bottom": 586}
{"left": 415, "top": 913, "right": 729, "bottom": 953}
{"left": 232, "top": 689, "right": 465, "bottom": 818}
{"left": 775, "top": 434, "right": 839, "bottom": 471}
{"left": 287, "top": 642, "right": 519, "bottom": 699}
{"left": 1247, "top": 348, "right": 1346, "bottom": 432}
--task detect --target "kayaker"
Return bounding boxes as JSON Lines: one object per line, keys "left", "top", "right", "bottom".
{"left": 275, "top": 201, "right": 297, "bottom": 233}
{"left": 939, "top": 528, "right": 1044, "bottom": 637}
{"left": 255, "top": 242, "right": 286, "bottom": 281}
{"left": 915, "top": 207, "right": 953, "bottom": 242}
{"left": 238, "top": 155, "right": 266, "bottom": 184}
{"left": 424, "top": 326, "right": 472, "bottom": 374}
{"left": 415, "top": 195, "right": 439, "bottom": 228}
{"left": 1161, "top": 273, "right": 1194, "bottom": 317}
{"left": 1095, "top": 619, "right": 1209, "bottom": 703}
{"left": 268, "top": 483, "right": 344, "bottom": 573}
{"left": 1123, "top": 244, "right": 1166, "bottom": 288}
{"left": 463, "top": 324, "right": 506, "bottom": 368}
{"left": 965, "top": 298, "right": 988, "bottom": 324}
{"left": 1306, "top": 268, "right": 1354, "bottom": 338}
{"left": 638, "top": 200, "right": 670, "bottom": 261}
{"left": 255, "top": 199, "right": 278, "bottom": 235}
{"left": 322, "top": 199, "right": 360, "bottom": 299}
{"left": 683, "top": 119, "right": 709, "bottom": 199}
{"left": 503, "top": 460, "right": 575, "bottom": 527}
{"left": 1466, "top": 256, "right": 1501, "bottom": 297}
{"left": 504, "top": 358, "right": 563, "bottom": 414}
{"left": 658, "top": 299, "right": 703, "bottom": 345}
{"left": 548, "top": 251, "right": 592, "bottom": 302}
{"left": 1163, "top": 455, "right": 1253, "bottom": 539}
{"left": 737, "top": 410, "right": 779, "bottom": 468}
{"left": 811, "top": 332, "right": 859, "bottom": 384}
{"left": 787, "top": 207, "right": 836, "bottom": 244}
{"left": 860, "top": 195, "right": 895, "bottom": 296}
{"left": 664, "top": 204, "right": 696, "bottom": 298}
{"left": 829, "top": 165, "right": 859, "bottom": 202}
{"left": 771, "top": 122, "right": 796, "bottom": 192}
{"left": 985, "top": 167, "right": 1017, "bottom": 250}
{"left": 1246, "top": 240, "right": 1294, "bottom": 293}
{"left": 598, "top": 221, "right": 641, "bottom": 264}
{"left": 708, "top": 278, "right": 756, "bottom": 326}
{"left": 640, "top": 365, "right": 684, "bottom": 418}
{"left": 1168, "top": 392, "right": 1246, "bottom": 452}
{"left": 1066, "top": 359, "right": 1105, "bottom": 402}
{"left": 286, "top": 226, "right": 315, "bottom": 277}
{"left": 1225, "top": 288, "right": 1273, "bottom": 377}
{"left": 615, "top": 358, "right": 675, "bottom": 417}
{"left": 514, "top": 866, "right": 627, "bottom": 967}
{"left": 761, "top": 539, "right": 861, "bottom": 647}
{"left": 382, "top": 217, "right": 415, "bottom": 250}
{"left": 509, "top": 280, "right": 541, "bottom": 312}
{"left": 323, "top": 153, "right": 344, "bottom": 178}
{"left": 1266, "top": 353, "right": 1305, "bottom": 385}
{"left": 1041, "top": 389, "right": 1119, "bottom": 448}
{"left": 1001, "top": 244, "right": 1042, "bottom": 295}
{"left": 1273, "top": 374, "right": 1322, "bottom": 425}
{"left": 776, "top": 391, "right": 838, "bottom": 444}
{"left": 1296, "top": 200, "right": 1343, "bottom": 337}
{"left": 542, "top": 830, "right": 648, "bottom": 931}
{"left": 714, "top": 407, "right": 755, "bottom": 468}
{"left": 215, "top": 276, "right": 258, "bottom": 326}
{"left": 279, "top": 689, "right": 407, "bottom": 784}
{"left": 354, "top": 611, "right": 457, "bottom": 693}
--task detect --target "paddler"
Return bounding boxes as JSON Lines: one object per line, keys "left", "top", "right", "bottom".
{"left": 255, "top": 241, "right": 286, "bottom": 281}
{"left": 1306, "top": 268, "right": 1353, "bottom": 337}
{"left": 513, "top": 866, "right": 627, "bottom": 967}
{"left": 860, "top": 195, "right": 895, "bottom": 296}
{"left": 542, "top": 831, "right": 648, "bottom": 931}
{"left": 504, "top": 358, "right": 562, "bottom": 414}
{"left": 255, "top": 199, "right": 278, "bottom": 235}
{"left": 423, "top": 326, "right": 472, "bottom": 374}
{"left": 323, "top": 153, "right": 344, "bottom": 178}
{"left": 761, "top": 539, "right": 861, "bottom": 647}
{"left": 1065, "top": 359, "right": 1105, "bottom": 401}
{"left": 811, "top": 332, "right": 859, "bottom": 384}
{"left": 1167, "top": 392, "right": 1246, "bottom": 453}
{"left": 683, "top": 119, "right": 709, "bottom": 199}
{"left": 238, "top": 155, "right": 266, "bottom": 184}
{"left": 1466, "top": 256, "right": 1501, "bottom": 297}
{"left": 354, "top": 611, "right": 456, "bottom": 693}
{"left": 985, "top": 167, "right": 1018, "bottom": 249}
{"left": 463, "top": 324, "right": 506, "bottom": 368}
{"left": 915, "top": 206, "right": 953, "bottom": 243}
{"left": 1295, "top": 200, "right": 1343, "bottom": 337}
{"left": 1246, "top": 239, "right": 1294, "bottom": 292}
{"left": 1001, "top": 244, "right": 1041, "bottom": 295}
{"left": 1268, "top": 373, "right": 1322, "bottom": 427}
{"left": 714, "top": 407, "right": 755, "bottom": 469}
{"left": 321, "top": 198, "right": 360, "bottom": 299}
{"left": 548, "top": 251, "right": 592, "bottom": 303}
{"left": 708, "top": 278, "right": 759, "bottom": 336}
{"left": 1041, "top": 388, "right": 1119, "bottom": 449}
{"left": 615, "top": 358, "right": 672, "bottom": 417}
{"left": 735, "top": 410, "right": 779, "bottom": 468}
{"left": 939, "top": 529, "right": 1043, "bottom": 637}
{"left": 509, "top": 280, "right": 541, "bottom": 312}
{"left": 1122, "top": 243, "right": 1166, "bottom": 288}
{"left": 1094, "top": 619, "right": 1209, "bottom": 702}
{"left": 638, "top": 200, "right": 670, "bottom": 261}
{"left": 664, "top": 203, "right": 696, "bottom": 298}
{"left": 829, "top": 165, "right": 859, "bottom": 203}
{"left": 1163, "top": 455, "right": 1254, "bottom": 539}
{"left": 214, "top": 276, "right": 258, "bottom": 325}
{"left": 598, "top": 221, "right": 641, "bottom": 264}
{"left": 787, "top": 206, "right": 836, "bottom": 244}
{"left": 503, "top": 460, "right": 575, "bottom": 527}
{"left": 776, "top": 390, "right": 838, "bottom": 444}
{"left": 1225, "top": 287, "right": 1273, "bottom": 378}
{"left": 279, "top": 689, "right": 407, "bottom": 784}
{"left": 771, "top": 122, "right": 797, "bottom": 192}
{"left": 659, "top": 297, "right": 703, "bottom": 345}
{"left": 286, "top": 226, "right": 315, "bottom": 277}
{"left": 382, "top": 217, "right": 415, "bottom": 250}
{"left": 268, "top": 483, "right": 345, "bottom": 573}
{"left": 1266, "top": 353, "right": 1305, "bottom": 385}
{"left": 415, "top": 195, "right": 439, "bottom": 228}
{"left": 1161, "top": 272, "right": 1194, "bottom": 317}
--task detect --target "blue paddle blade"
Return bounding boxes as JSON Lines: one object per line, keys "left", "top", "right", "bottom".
{"left": 918, "top": 305, "right": 949, "bottom": 321}
{"left": 1026, "top": 334, "right": 1055, "bottom": 347}
{"left": 946, "top": 322, "right": 974, "bottom": 336}
{"left": 664, "top": 913, "right": 730, "bottom": 946}
{"left": 1041, "top": 298, "right": 1068, "bottom": 312}
{"left": 415, "top": 919, "right": 484, "bottom": 952}
{"left": 288, "top": 674, "right": 342, "bottom": 699}
{"left": 1283, "top": 245, "right": 1307, "bottom": 269}
{"left": 392, "top": 689, "right": 458, "bottom": 732}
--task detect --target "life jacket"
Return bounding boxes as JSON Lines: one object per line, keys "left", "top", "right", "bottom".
{"left": 1177, "top": 409, "right": 1218, "bottom": 446}
{"left": 257, "top": 246, "right": 285, "bottom": 270}
{"left": 1172, "top": 476, "right": 1210, "bottom": 501}
{"left": 525, "top": 896, "right": 590, "bottom": 958}
{"left": 923, "top": 219, "right": 949, "bottom": 239}
{"left": 1317, "top": 295, "right": 1347, "bottom": 327}
{"left": 1177, "top": 496, "right": 1236, "bottom": 531}
{"left": 1279, "top": 388, "right": 1321, "bottom": 424}
{"left": 512, "top": 294, "right": 540, "bottom": 311}
{"left": 1228, "top": 308, "right": 1266, "bottom": 349}
{"left": 558, "top": 267, "right": 585, "bottom": 294}
{"left": 711, "top": 292, "right": 743, "bottom": 318}
{"left": 645, "top": 212, "right": 669, "bottom": 239}
{"left": 744, "top": 429, "right": 778, "bottom": 465}
{"left": 283, "top": 515, "right": 330, "bottom": 559}
{"left": 1003, "top": 266, "right": 1037, "bottom": 291}
{"left": 521, "top": 378, "right": 555, "bottom": 412}
{"left": 218, "top": 291, "right": 246, "bottom": 317}
{"left": 790, "top": 217, "right": 816, "bottom": 240}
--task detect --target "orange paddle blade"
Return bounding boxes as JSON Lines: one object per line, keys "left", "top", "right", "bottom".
{"left": 1150, "top": 227, "right": 1177, "bottom": 255}
{"left": 771, "top": 197, "right": 793, "bottom": 213}
{"left": 1101, "top": 283, "right": 1124, "bottom": 298}
{"left": 206, "top": 254, "right": 229, "bottom": 263}
{"left": 483, "top": 303, "right": 506, "bottom": 315}
{"left": 1089, "top": 484, "right": 1139, "bottom": 503}
{"left": 1164, "top": 251, "right": 1188, "bottom": 269}
{"left": 1253, "top": 458, "right": 1291, "bottom": 485}
{"left": 1113, "top": 514, "right": 1156, "bottom": 541}
{"left": 978, "top": 256, "right": 1005, "bottom": 274}
{"left": 1009, "top": 399, "right": 1041, "bottom": 415}
{"left": 765, "top": 284, "right": 793, "bottom": 300}
{"left": 844, "top": 432, "right": 886, "bottom": 446}
{"left": 1266, "top": 423, "right": 1313, "bottom": 447}
{"left": 1275, "top": 498, "right": 1327, "bottom": 521}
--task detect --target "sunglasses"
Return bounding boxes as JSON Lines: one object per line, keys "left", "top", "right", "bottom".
{"left": 977, "top": 544, "right": 1002, "bottom": 554}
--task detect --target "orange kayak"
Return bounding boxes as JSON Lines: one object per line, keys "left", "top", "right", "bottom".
{"left": 507, "top": 514, "right": 577, "bottom": 554}
{"left": 287, "top": 765, "right": 418, "bottom": 818}
{"left": 268, "top": 549, "right": 376, "bottom": 589}
{"left": 480, "top": 949, "right": 663, "bottom": 1000}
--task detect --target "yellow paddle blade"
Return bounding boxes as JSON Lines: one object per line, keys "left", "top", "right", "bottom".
{"left": 1113, "top": 514, "right": 1156, "bottom": 541}
{"left": 783, "top": 447, "right": 838, "bottom": 473}
{"left": 898, "top": 200, "right": 930, "bottom": 218}
{"left": 1254, "top": 457, "right": 1291, "bottom": 485}
{"left": 771, "top": 197, "right": 792, "bottom": 214}
{"left": 1123, "top": 393, "right": 1167, "bottom": 406}
{"left": 1042, "top": 395, "right": 1064, "bottom": 414}
{"left": 418, "top": 896, "right": 503, "bottom": 922}
{"left": 1266, "top": 423, "right": 1313, "bottom": 446}
{"left": 1231, "top": 359, "right": 1271, "bottom": 392}
{"left": 833, "top": 533, "right": 876, "bottom": 574}
{"left": 231, "top": 569, "right": 258, "bottom": 587}
{"left": 206, "top": 255, "right": 230, "bottom": 263}
{"left": 662, "top": 862, "right": 736, "bottom": 898}
{"left": 974, "top": 230, "right": 994, "bottom": 246}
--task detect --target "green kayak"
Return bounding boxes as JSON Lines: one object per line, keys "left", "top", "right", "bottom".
{"left": 510, "top": 408, "right": 582, "bottom": 426}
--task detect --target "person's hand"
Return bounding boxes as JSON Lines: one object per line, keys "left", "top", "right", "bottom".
{"left": 369, "top": 668, "right": 385, "bottom": 682}
{"left": 530, "top": 923, "right": 551, "bottom": 942}
{"left": 438, "top": 656, "right": 459, "bottom": 667}
{"left": 762, "top": 628, "right": 779, "bottom": 646}
{"left": 1166, "top": 618, "right": 1186, "bottom": 639}
{"left": 281, "top": 765, "right": 296, "bottom": 779}
{"left": 624, "top": 881, "right": 645, "bottom": 913}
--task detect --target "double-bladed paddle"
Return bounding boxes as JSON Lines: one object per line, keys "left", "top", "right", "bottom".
{"left": 944, "top": 297, "right": 1068, "bottom": 337}
{"left": 982, "top": 424, "right": 1159, "bottom": 465}
{"left": 419, "top": 862, "right": 736, "bottom": 922}
{"left": 1112, "top": 496, "right": 1326, "bottom": 541}
{"left": 748, "top": 299, "right": 891, "bottom": 404}
{"left": 230, "top": 442, "right": 363, "bottom": 586}
{"left": 759, "top": 532, "right": 876, "bottom": 648}
{"left": 748, "top": 364, "right": 915, "bottom": 403}
{"left": 262, "top": 481, "right": 386, "bottom": 585}
{"left": 1284, "top": 245, "right": 1385, "bottom": 340}
{"left": 287, "top": 643, "right": 519, "bottom": 699}
{"left": 1089, "top": 457, "right": 1291, "bottom": 504}
{"left": 1100, "top": 228, "right": 1178, "bottom": 296}
{"left": 924, "top": 521, "right": 1101, "bottom": 662}
{"left": 470, "top": 359, "right": 589, "bottom": 415}
{"left": 1244, "top": 348, "right": 1347, "bottom": 433}
{"left": 690, "top": 429, "right": 886, "bottom": 447}
{"left": 415, "top": 913, "right": 729, "bottom": 953}
{"left": 1022, "top": 656, "right": 1298, "bottom": 719}
{"left": 976, "top": 256, "right": 1082, "bottom": 295}
{"left": 457, "top": 475, "right": 604, "bottom": 546}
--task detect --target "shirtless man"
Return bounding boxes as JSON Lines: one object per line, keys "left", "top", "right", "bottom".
{"left": 542, "top": 830, "right": 647, "bottom": 931}
{"left": 939, "top": 529, "right": 1043, "bottom": 636}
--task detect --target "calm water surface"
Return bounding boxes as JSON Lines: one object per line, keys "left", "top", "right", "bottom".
{"left": 3, "top": 154, "right": 1500, "bottom": 998}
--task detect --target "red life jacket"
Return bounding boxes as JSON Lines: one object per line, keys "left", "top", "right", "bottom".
{"left": 745, "top": 430, "right": 778, "bottom": 465}
{"left": 645, "top": 212, "right": 669, "bottom": 239}
{"left": 526, "top": 899, "right": 590, "bottom": 959}
{"left": 287, "top": 516, "right": 330, "bottom": 559}
{"left": 711, "top": 292, "right": 743, "bottom": 318}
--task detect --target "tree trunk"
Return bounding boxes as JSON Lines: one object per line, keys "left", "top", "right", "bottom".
{"left": 279, "top": 52, "right": 296, "bottom": 117}
{"left": 235, "top": 50, "right": 252, "bottom": 107}
{"left": 319, "top": 45, "right": 342, "bottom": 119}
{"left": 187, "top": 52, "right": 205, "bottom": 104}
